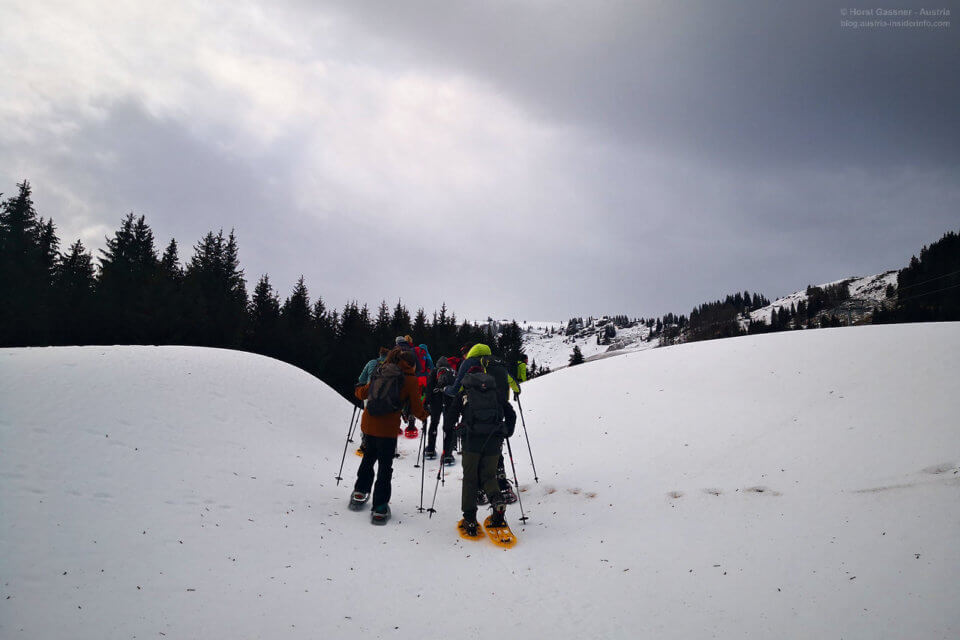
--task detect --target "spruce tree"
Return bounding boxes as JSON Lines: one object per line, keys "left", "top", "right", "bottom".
{"left": 312, "top": 296, "right": 336, "bottom": 375}
{"left": 333, "top": 301, "right": 375, "bottom": 395}
{"left": 496, "top": 321, "right": 525, "bottom": 368}
{"left": 53, "top": 239, "right": 96, "bottom": 344}
{"left": 154, "top": 238, "right": 184, "bottom": 342}
{"left": 279, "top": 276, "right": 313, "bottom": 369}
{"left": 569, "top": 345, "right": 585, "bottom": 366}
{"left": 412, "top": 307, "right": 428, "bottom": 342}
{"left": 182, "top": 229, "right": 248, "bottom": 348}
{"left": 0, "top": 181, "right": 54, "bottom": 346}
{"left": 390, "top": 300, "right": 411, "bottom": 338}
{"left": 373, "top": 300, "right": 392, "bottom": 348}
{"left": 97, "top": 213, "right": 160, "bottom": 344}
{"left": 248, "top": 274, "right": 281, "bottom": 357}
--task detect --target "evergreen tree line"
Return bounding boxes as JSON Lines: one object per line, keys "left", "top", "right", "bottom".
{"left": 0, "top": 181, "right": 527, "bottom": 400}
{"left": 667, "top": 228, "right": 960, "bottom": 343}
{"left": 874, "top": 229, "right": 960, "bottom": 324}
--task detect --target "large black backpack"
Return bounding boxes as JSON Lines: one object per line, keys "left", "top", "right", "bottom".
{"left": 478, "top": 355, "right": 511, "bottom": 405}
{"left": 435, "top": 366, "right": 453, "bottom": 389}
{"left": 366, "top": 362, "right": 404, "bottom": 416}
{"left": 461, "top": 358, "right": 508, "bottom": 436}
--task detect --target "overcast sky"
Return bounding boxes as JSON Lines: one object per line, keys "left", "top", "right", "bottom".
{"left": 2, "top": 1, "right": 957, "bottom": 321}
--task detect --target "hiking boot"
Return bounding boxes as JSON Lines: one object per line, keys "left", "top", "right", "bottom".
{"left": 349, "top": 491, "right": 369, "bottom": 510}
{"left": 424, "top": 448, "right": 437, "bottom": 460}
{"left": 500, "top": 484, "right": 518, "bottom": 504}
{"left": 459, "top": 517, "right": 479, "bottom": 537}
{"left": 371, "top": 504, "right": 391, "bottom": 525}
{"left": 442, "top": 452, "right": 456, "bottom": 466}
{"left": 476, "top": 490, "right": 489, "bottom": 506}
{"left": 489, "top": 503, "right": 507, "bottom": 528}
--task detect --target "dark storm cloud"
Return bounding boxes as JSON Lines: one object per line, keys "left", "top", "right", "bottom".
{"left": 321, "top": 0, "right": 959, "bottom": 169}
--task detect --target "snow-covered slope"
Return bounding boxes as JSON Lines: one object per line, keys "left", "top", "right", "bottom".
{"left": 520, "top": 272, "right": 898, "bottom": 371}
{"left": 2, "top": 325, "right": 959, "bottom": 638}
{"left": 520, "top": 319, "right": 654, "bottom": 371}
{"left": 749, "top": 271, "right": 897, "bottom": 325}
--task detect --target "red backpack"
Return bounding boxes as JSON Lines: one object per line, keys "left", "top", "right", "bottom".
{"left": 446, "top": 355, "right": 462, "bottom": 373}
{"left": 413, "top": 346, "right": 428, "bottom": 375}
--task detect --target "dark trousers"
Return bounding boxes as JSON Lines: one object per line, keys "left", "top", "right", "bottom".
{"left": 354, "top": 435, "right": 397, "bottom": 508}
{"left": 460, "top": 435, "right": 505, "bottom": 519}
{"left": 426, "top": 396, "right": 450, "bottom": 451}
{"left": 442, "top": 394, "right": 463, "bottom": 455}
{"left": 454, "top": 399, "right": 517, "bottom": 489}
{"left": 486, "top": 403, "right": 517, "bottom": 490}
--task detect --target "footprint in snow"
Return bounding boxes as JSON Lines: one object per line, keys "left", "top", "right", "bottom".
{"left": 923, "top": 462, "right": 958, "bottom": 475}
{"left": 667, "top": 491, "right": 684, "bottom": 499}
{"left": 744, "top": 486, "right": 781, "bottom": 496}
{"left": 703, "top": 488, "right": 722, "bottom": 496}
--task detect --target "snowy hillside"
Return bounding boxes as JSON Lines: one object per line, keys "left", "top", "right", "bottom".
{"left": 520, "top": 271, "right": 900, "bottom": 371}
{"left": 749, "top": 271, "right": 898, "bottom": 325}
{"left": 519, "top": 319, "right": 654, "bottom": 371}
{"left": 2, "top": 325, "right": 960, "bottom": 639}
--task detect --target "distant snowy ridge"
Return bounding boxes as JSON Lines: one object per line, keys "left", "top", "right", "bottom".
{"left": 749, "top": 271, "right": 897, "bottom": 325}
{"left": 514, "top": 270, "right": 899, "bottom": 371}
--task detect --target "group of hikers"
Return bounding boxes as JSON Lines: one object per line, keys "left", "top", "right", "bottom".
{"left": 348, "top": 335, "right": 529, "bottom": 534}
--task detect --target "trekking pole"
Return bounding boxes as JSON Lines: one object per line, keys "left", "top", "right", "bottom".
{"left": 417, "top": 423, "right": 428, "bottom": 512}
{"left": 335, "top": 405, "right": 359, "bottom": 486}
{"left": 414, "top": 419, "right": 425, "bottom": 468}
{"left": 515, "top": 397, "right": 539, "bottom": 483}
{"left": 347, "top": 402, "right": 360, "bottom": 443}
{"left": 427, "top": 448, "right": 446, "bottom": 518}
{"left": 505, "top": 437, "right": 529, "bottom": 524}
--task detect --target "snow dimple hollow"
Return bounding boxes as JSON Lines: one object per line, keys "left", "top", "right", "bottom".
{"left": 922, "top": 462, "right": 958, "bottom": 475}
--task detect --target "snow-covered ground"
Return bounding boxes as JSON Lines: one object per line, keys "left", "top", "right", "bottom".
{"left": 2, "top": 324, "right": 959, "bottom": 638}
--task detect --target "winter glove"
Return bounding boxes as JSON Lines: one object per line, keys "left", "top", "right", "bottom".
{"left": 443, "top": 385, "right": 456, "bottom": 397}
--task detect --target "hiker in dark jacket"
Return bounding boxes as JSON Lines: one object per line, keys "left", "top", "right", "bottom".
{"left": 394, "top": 336, "right": 423, "bottom": 436}
{"left": 424, "top": 356, "right": 456, "bottom": 460}
{"left": 444, "top": 344, "right": 517, "bottom": 536}
{"left": 352, "top": 347, "right": 428, "bottom": 522}
{"left": 445, "top": 344, "right": 518, "bottom": 495}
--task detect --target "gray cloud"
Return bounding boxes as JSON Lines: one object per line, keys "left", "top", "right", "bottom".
{"left": 321, "top": 0, "right": 959, "bottom": 169}
{"left": 1, "top": 0, "right": 957, "bottom": 322}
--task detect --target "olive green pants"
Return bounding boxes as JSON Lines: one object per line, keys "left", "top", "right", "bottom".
{"left": 460, "top": 435, "right": 504, "bottom": 519}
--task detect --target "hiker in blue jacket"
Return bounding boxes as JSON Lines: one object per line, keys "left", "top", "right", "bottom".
{"left": 355, "top": 347, "right": 389, "bottom": 455}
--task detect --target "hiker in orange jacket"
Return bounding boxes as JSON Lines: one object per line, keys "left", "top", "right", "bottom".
{"left": 350, "top": 347, "right": 428, "bottom": 523}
